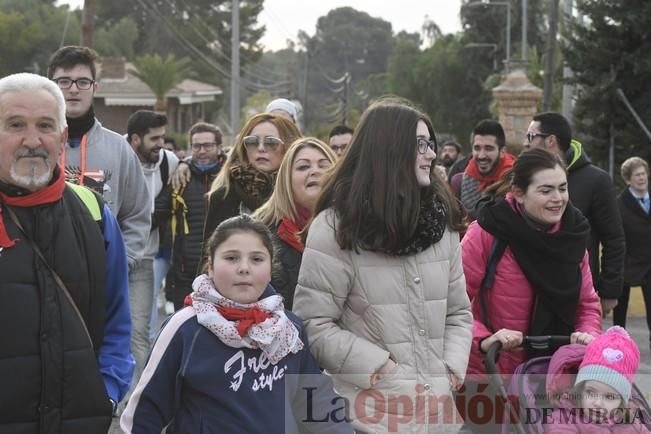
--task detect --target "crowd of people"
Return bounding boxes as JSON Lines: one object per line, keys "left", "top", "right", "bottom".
{"left": 0, "top": 45, "right": 649, "bottom": 434}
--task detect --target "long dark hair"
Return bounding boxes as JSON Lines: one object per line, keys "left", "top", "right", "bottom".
{"left": 313, "top": 97, "right": 464, "bottom": 252}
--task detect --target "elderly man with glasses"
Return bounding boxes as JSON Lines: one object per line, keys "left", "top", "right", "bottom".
{"left": 524, "top": 111, "right": 625, "bottom": 316}
{"left": 47, "top": 46, "right": 150, "bottom": 276}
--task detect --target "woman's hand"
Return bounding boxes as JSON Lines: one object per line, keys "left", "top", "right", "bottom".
{"left": 449, "top": 372, "right": 461, "bottom": 392}
{"left": 480, "top": 328, "right": 523, "bottom": 353}
{"left": 570, "top": 331, "right": 594, "bottom": 345}
{"left": 171, "top": 161, "right": 191, "bottom": 190}
{"left": 370, "top": 358, "right": 397, "bottom": 386}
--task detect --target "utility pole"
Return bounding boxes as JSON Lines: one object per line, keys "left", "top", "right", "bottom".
{"left": 561, "top": 0, "right": 574, "bottom": 119}
{"left": 543, "top": 0, "right": 560, "bottom": 111}
{"left": 342, "top": 72, "right": 351, "bottom": 126}
{"left": 80, "top": 0, "right": 97, "bottom": 47}
{"left": 521, "top": 0, "right": 528, "bottom": 62}
{"left": 302, "top": 51, "right": 310, "bottom": 129}
{"left": 230, "top": 0, "right": 240, "bottom": 136}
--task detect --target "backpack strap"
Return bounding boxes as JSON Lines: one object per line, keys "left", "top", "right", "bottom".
{"left": 66, "top": 182, "right": 105, "bottom": 233}
{"left": 479, "top": 237, "right": 508, "bottom": 332}
{"left": 160, "top": 151, "right": 169, "bottom": 189}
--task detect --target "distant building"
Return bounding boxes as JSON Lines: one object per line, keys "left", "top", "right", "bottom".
{"left": 94, "top": 57, "right": 222, "bottom": 134}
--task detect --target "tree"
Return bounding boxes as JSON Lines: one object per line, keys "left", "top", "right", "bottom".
{"left": 94, "top": 17, "right": 138, "bottom": 58}
{"left": 302, "top": 7, "right": 395, "bottom": 128}
{"left": 387, "top": 34, "right": 421, "bottom": 101}
{"left": 95, "top": 0, "right": 265, "bottom": 87}
{"left": 0, "top": 0, "right": 81, "bottom": 75}
{"left": 130, "top": 53, "right": 193, "bottom": 112}
{"left": 418, "top": 35, "right": 491, "bottom": 144}
{"left": 564, "top": 0, "right": 651, "bottom": 166}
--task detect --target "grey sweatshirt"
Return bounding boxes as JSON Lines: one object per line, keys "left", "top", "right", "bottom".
{"left": 63, "top": 119, "right": 151, "bottom": 269}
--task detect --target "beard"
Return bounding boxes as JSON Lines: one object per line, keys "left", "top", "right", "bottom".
{"left": 441, "top": 155, "right": 455, "bottom": 168}
{"left": 10, "top": 159, "right": 53, "bottom": 190}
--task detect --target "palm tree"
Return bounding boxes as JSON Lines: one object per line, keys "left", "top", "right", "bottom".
{"left": 130, "top": 53, "right": 193, "bottom": 113}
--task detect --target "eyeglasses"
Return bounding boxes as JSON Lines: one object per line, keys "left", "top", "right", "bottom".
{"left": 243, "top": 135, "right": 283, "bottom": 150}
{"left": 52, "top": 77, "right": 95, "bottom": 90}
{"left": 417, "top": 137, "right": 437, "bottom": 154}
{"left": 526, "top": 132, "right": 550, "bottom": 143}
{"left": 191, "top": 142, "right": 219, "bottom": 151}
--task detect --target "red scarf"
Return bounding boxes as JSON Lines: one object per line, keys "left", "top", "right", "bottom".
{"left": 277, "top": 205, "right": 311, "bottom": 253}
{"left": 465, "top": 152, "right": 515, "bottom": 190}
{"left": 0, "top": 166, "right": 66, "bottom": 247}
{"left": 182, "top": 295, "right": 272, "bottom": 338}
{"left": 216, "top": 306, "right": 272, "bottom": 337}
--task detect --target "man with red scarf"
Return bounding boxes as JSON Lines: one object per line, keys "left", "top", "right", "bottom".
{"left": 0, "top": 73, "right": 133, "bottom": 433}
{"left": 451, "top": 119, "right": 515, "bottom": 221}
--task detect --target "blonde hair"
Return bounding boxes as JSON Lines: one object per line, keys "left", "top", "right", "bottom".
{"left": 209, "top": 113, "right": 301, "bottom": 196}
{"left": 253, "top": 137, "right": 336, "bottom": 226}
{"left": 620, "top": 156, "right": 649, "bottom": 182}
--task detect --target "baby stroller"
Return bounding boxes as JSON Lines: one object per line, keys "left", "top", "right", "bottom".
{"left": 484, "top": 336, "right": 651, "bottom": 434}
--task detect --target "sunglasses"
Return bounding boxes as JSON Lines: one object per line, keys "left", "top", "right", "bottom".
{"left": 526, "top": 132, "right": 551, "bottom": 143}
{"left": 243, "top": 135, "right": 284, "bottom": 150}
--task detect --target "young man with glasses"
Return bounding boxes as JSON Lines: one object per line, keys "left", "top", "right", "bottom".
{"left": 524, "top": 111, "right": 625, "bottom": 315}
{"left": 162, "top": 122, "right": 226, "bottom": 310}
{"left": 47, "top": 46, "right": 151, "bottom": 276}
{"left": 125, "top": 110, "right": 180, "bottom": 387}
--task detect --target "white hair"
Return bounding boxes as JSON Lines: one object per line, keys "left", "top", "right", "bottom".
{"left": 0, "top": 73, "right": 67, "bottom": 133}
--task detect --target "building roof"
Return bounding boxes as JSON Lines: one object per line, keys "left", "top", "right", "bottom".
{"left": 95, "top": 61, "right": 222, "bottom": 107}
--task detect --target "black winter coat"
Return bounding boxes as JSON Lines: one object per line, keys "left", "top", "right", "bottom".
{"left": 566, "top": 147, "right": 626, "bottom": 299}
{"left": 0, "top": 187, "right": 111, "bottom": 434}
{"left": 618, "top": 187, "right": 651, "bottom": 285}
{"left": 270, "top": 225, "right": 303, "bottom": 310}
{"left": 165, "top": 163, "right": 220, "bottom": 308}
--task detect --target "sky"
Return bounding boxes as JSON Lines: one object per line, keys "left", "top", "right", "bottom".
{"left": 57, "top": 0, "right": 463, "bottom": 51}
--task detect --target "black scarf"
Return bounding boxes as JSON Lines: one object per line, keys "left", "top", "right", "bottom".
{"left": 374, "top": 196, "right": 447, "bottom": 256}
{"left": 229, "top": 163, "right": 276, "bottom": 211}
{"left": 477, "top": 197, "right": 590, "bottom": 338}
{"left": 67, "top": 106, "right": 96, "bottom": 139}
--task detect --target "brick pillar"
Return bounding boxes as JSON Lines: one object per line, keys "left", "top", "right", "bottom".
{"left": 492, "top": 68, "right": 543, "bottom": 153}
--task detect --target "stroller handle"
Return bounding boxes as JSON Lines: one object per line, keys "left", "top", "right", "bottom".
{"left": 482, "top": 336, "right": 571, "bottom": 434}
{"left": 485, "top": 335, "right": 571, "bottom": 373}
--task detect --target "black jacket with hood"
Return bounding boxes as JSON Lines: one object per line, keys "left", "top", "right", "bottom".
{"left": 565, "top": 140, "right": 625, "bottom": 299}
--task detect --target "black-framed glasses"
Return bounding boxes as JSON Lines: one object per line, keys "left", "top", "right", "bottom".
{"left": 52, "top": 77, "right": 96, "bottom": 90}
{"left": 526, "top": 132, "right": 550, "bottom": 143}
{"left": 417, "top": 137, "right": 437, "bottom": 154}
{"left": 243, "top": 135, "right": 283, "bottom": 150}
{"left": 191, "top": 142, "right": 219, "bottom": 152}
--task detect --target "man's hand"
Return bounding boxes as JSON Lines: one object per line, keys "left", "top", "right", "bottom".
{"left": 171, "top": 161, "right": 191, "bottom": 190}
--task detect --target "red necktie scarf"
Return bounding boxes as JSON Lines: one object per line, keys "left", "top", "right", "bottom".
{"left": 217, "top": 306, "right": 272, "bottom": 337}
{"left": 464, "top": 152, "right": 515, "bottom": 190}
{"left": 0, "top": 166, "right": 66, "bottom": 247}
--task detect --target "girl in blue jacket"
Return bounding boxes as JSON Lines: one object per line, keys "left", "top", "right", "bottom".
{"left": 121, "top": 214, "right": 352, "bottom": 434}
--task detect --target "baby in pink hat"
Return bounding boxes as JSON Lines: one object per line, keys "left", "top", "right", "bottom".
{"left": 545, "top": 326, "right": 649, "bottom": 433}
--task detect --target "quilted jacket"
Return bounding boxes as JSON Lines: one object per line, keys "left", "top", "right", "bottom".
{"left": 293, "top": 208, "right": 473, "bottom": 434}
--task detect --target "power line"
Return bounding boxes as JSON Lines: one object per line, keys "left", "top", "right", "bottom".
{"left": 164, "top": 0, "right": 289, "bottom": 83}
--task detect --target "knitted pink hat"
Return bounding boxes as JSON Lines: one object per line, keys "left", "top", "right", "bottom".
{"left": 575, "top": 326, "right": 640, "bottom": 401}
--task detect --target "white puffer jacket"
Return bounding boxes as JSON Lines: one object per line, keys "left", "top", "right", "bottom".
{"left": 293, "top": 209, "right": 473, "bottom": 434}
